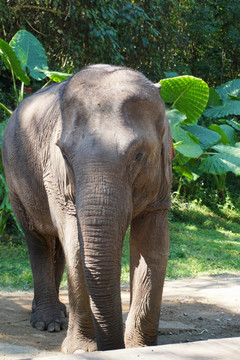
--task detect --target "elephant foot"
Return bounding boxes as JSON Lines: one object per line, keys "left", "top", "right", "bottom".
{"left": 61, "top": 335, "right": 97, "bottom": 354}
{"left": 59, "top": 301, "right": 67, "bottom": 318}
{"left": 125, "top": 330, "right": 157, "bottom": 348}
{"left": 32, "top": 298, "right": 67, "bottom": 318}
{"left": 31, "top": 304, "right": 66, "bottom": 332}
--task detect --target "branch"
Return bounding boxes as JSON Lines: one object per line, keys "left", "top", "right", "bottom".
{"left": 9, "top": 5, "right": 68, "bottom": 16}
{"left": 24, "top": 17, "right": 47, "bottom": 36}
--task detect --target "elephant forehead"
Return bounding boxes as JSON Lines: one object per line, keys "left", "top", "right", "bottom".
{"left": 60, "top": 67, "right": 163, "bottom": 151}
{"left": 62, "top": 67, "right": 161, "bottom": 112}
{"left": 62, "top": 87, "right": 163, "bottom": 130}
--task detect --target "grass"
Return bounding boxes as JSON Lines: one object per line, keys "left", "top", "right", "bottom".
{"left": 167, "top": 200, "right": 240, "bottom": 278}
{"left": 0, "top": 200, "right": 240, "bottom": 290}
{"left": 0, "top": 242, "right": 32, "bottom": 290}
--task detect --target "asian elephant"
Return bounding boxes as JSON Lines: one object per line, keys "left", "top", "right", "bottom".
{"left": 2, "top": 64, "right": 174, "bottom": 353}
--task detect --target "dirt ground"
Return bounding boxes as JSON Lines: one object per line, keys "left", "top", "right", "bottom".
{"left": 0, "top": 275, "right": 240, "bottom": 359}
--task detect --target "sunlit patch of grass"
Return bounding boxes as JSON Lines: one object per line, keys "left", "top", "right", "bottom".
{"left": 1, "top": 201, "right": 240, "bottom": 290}
{"left": 0, "top": 243, "right": 33, "bottom": 290}
{"left": 121, "top": 227, "right": 130, "bottom": 283}
{"left": 167, "top": 203, "right": 240, "bottom": 278}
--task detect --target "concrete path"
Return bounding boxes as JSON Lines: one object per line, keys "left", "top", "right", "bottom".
{"left": 162, "top": 274, "right": 240, "bottom": 313}
{"left": 34, "top": 337, "right": 240, "bottom": 360}
{"left": 1, "top": 337, "right": 240, "bottom": 360}
{"left": 1, "top": 275, "right": 239, "bottom": 359}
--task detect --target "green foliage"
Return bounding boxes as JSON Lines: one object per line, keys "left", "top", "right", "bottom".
{"left": 200, "top": 145, "right": 240, "bottom": 176}
{"left": 217, "top": 79, "right": 240, "bottom": 100}
{"left": 0, "top": 37, "right": 30, "bottom": 112}
{"left": 170, "top": 120, "right": 203, "bottom": 159}
{"left": 1, "top": 0, "right": 239, "bottom": 84}
{"left": 207, "top": 88, "right": 221, "bottom": 107}
{"left": 162, "top": 75, "right": 240, "bottom": 197}
{"left": 160, "top": 76, "right": 209, "bottom": 123}
{"left": 185, "top": 125, "right": 221, "bottom": 149}
{"left": 0, "top": 30, "right": 71, "bottom": 113}
{"left": 40, "top": 70, "right": 72, "bottom": 83}
{"left": 0, "top": 119, "right": 12, "bottom": 235}
{"left": 121, "top": 227, "right": 130, "bottom": 284}
{"left": 0, "top": 30, "right": 47, "bottom": 111}
{"left": 208, "top": 124, "right": 231, "bottom": 145}
{"left": 0, "top": 30, "right": 71, "bottom": 234}
{"left": 0, "top": 243, "right": 32, "bottom": 290}
{"left": 10, "top": 30, "right": 48, "bottom": 80}
{"left": 204, "top": 101, "right": 240, "bottom": 118}
{"left": 0, "top": 38, "right": 30, "bottom": 85}
{"left": 204, "top": 79, "right": 240, "bottom": 118}
{"left": 168, "top": 203, "right": 240, "bottom": 278}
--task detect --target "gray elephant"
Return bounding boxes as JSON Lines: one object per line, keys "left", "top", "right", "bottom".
{"left": 2, "top": 64, "right": 174, "bottom": 353}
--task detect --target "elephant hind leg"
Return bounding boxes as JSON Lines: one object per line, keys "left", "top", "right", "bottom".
{"left": 9, "top": 192, "right": 66, "bottom": 332}
{"left": 31, "top": 236, "right": 67, "bottom": 321}
{"left": 25, "top": 231, "right": 66, "bottom": 332}
{"left": 125, "top": 210, "right": 169, "bottom": 347}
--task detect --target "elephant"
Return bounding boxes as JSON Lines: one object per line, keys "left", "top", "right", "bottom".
{"left": 2, "top": 64, "right": 175, "bottom": 353}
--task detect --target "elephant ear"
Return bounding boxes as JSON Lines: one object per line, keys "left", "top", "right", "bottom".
{"left": 147, "top": 115, "right": 175, "bottom": 212}
{"left": 152, "top": 115, "right": 175, "bottom": 211}
{"left": 167, "top": 118, "right": 176, "bottom": 158}
{"left": 163, "top": 115, "right": 175, "bottom": 184}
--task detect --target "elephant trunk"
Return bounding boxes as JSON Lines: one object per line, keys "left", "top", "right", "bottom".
{"left": 75, "top": 167, "right": 132, "bottom": 350}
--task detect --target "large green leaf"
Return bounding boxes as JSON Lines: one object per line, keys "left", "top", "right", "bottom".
{"left": 174, "top": 153, "right": 191, "bottom": 166}
{"left": 200, "top": 154, "right": 240, "bottom": 175}
{"left": 228, "top": 94, "right": 240, "bottom": 101}
{"left": 205, "top": 79, "right": 240, "bottom": 118}
{"left": 184, "top": 124, "right": 221, "bottom": 149}
{"left": 159, "top": 75, "right": 209, "bottom": 123}
{"left": 166, "top": 108, "right": 187, "bottom": 127}
{"left": 225, "top": 119, "right": 240, "bottom": 132}
{"left": 10, "top": 30, "right": 48, "bottom": 80}
{"left": 209, "top": 124, "right": 231, "bottom": 145}
{"left": 173, "top": 165, "right": 194, "bottom": 180}
{"left": 212, "top": 144, "right": 240, "bottom": 158}
{"left": 0, "top": 38, "right": 30, "bottom": 85}
{"left": 164, "top": 71, "right": 179, "bottom": 78}
{"left": 171, "top": 125, "right": 203, "bottom": 158}
{"left": 216, "top": 79, "right": 240, "bottom": 101}
{"left": 200, "top": 143, "right": 240, "bottom": 175}
{"left": 173, "top": 165, "right": 200, "bottom": 180}
{"left": 219, "top": 125, "right": 239, "bottom": 145}
{"left": 204, "top": 100, "right": 240, "bottom": 118}
{"left": 207, "top": 88, "right": 221, "bottom": 107}
{"left": 37, "top": 69, "right": 72, "bottom": 83}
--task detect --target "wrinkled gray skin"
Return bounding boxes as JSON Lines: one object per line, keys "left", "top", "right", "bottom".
{"left": 2, "top": 65, "right": 174, "bottom": 353}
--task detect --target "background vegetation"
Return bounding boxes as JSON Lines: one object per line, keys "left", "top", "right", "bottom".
{"left": 0, "top": 1, "right": 239, "bottom": 289}
{"left": 1, "top": 0, "right": 240, "bottom": 85}
{"left": 1, "top": 200, "right": 240, "bottom": 290}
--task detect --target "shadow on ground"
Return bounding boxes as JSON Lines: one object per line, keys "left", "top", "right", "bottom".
{"left": 1, "top": 275, "right": 240, "bottom": 358}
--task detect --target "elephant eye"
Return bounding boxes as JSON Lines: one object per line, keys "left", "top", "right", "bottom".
{"left": 135, "top": 152, "right": 143, "bottom": 162}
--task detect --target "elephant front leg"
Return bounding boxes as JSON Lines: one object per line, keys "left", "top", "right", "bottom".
{"left": 61, "top": 220, "right": 97, "bottom": 354}
{"left": 125, "top": 210, "right": 169, "bottom": 348}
